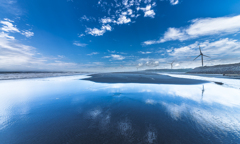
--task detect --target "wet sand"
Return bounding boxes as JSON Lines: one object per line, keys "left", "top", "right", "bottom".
{"left": 83, "top": 72, "right": 208, "bottom": 85}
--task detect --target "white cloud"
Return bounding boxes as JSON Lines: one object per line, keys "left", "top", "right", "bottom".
{"left": 144, "top": 15, "right": 240, "bottom": 45}
{"left": 145, "top": 60, "right": 160, "bottom": 67}
{"left": 160, "top": 38, "right": 240, "bottom": 67}
{"left": 127, "top": 9, "right": 133, "bottom": 15}
{"left": 80, "top": 15, "right": 96, "bottom": 21}
{"left": 143, "top": 27, "right": 187, "bottom": 45}
{"left": 115, "top": 15, "right": 131, "bottom": 24}
{"left": 137, "top": 58, "right": 164, "bottom": 67}
{"left": 0, "top": 18, "right": 34, "bottom": 38}
{"left": 143, "top": 40, "right": 157, "bottom": 45}
{"left": 0, "top": 19, "right": 20, "bottom": 33}
{"left": 102, "top": 24, "right": 112, "bottom": 31}
{"left": 103, "top": 55, "right": 111, "bottom": 58}
{"left": 122, "top": 0, "right": 128, "bottom": 6}
{"left": 161, "top": 28, "right": 186, "bottom": 42}
{"left": 111, "top": 54, "right": 125, "bottom": 60}
{"left": 138, "top": 5, "right": 155, "bottom": 18}
{"left": 0, "top": 19, "right": 89, "bottom": 71}
{"left": 0, "top": 1, "right": 22, "bottom": 16}
{"left": 139, "top": 51, "right": 152, "bottom": 54}
{"left": 85, "top": 0, "right": 157, "bottom": 36}
{"left": 175, "top": 63, "right": 180, "bottom": 66}
{"left": 170, "top": 0, "right": 179, "bottom": 5}
{"left": 78, "top": 34, "right": 85, "bottom": 37}
{"left": 0, "top": 32, "right": 15, "bottom": 39}
{"left": 121, "top": 11, "right": 128, "bottom": 15}
{"left": 87, "top": 52, "right": 99, "bottom": 56}
{"left": 103, "top": 54, "right": 125, "bottom": 60}
{"left": 73, "top": 41, "right": 87, "bottom": 47}
{"left": 169, "top": 38, "right": 240, "bottom": 57}
{"left": 136, "top": 37, "right": 240, "bottom": 68}
{"left": 81, "top": 15, "right": 89, "bottom": 21}
{"left": 58, "top": 55, "right": 65, "bottom": 58}
{"left": 152, "top": 2, "right": 156, "bottom": 6}
{"left": 21, "top": 30, "right": 34, "bottom": 38}
{"left": 100, "top": 17, "right": 113, "bottom": 24}
{"left": 86, "top": 28, "right": 105, "bottom": 36}
{"left": 86, "top": 24, "right": 112, "bottom": 36}
{"left": 0, "top": 32, "right": 78, "bottom": 70}
{"left": 138, "top": 63, "right": 143, "bottom": 67}
{"left": 108, "top": 50, "right": 115, "bottom": 53}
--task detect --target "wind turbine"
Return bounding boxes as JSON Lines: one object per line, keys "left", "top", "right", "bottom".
{"left": 193, "top": 45, "right": 210, "bottom": 67}
{"left": 168, "top": 61, "right": 175, "bottom": 69}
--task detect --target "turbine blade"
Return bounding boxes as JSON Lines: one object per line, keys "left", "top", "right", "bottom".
{"left": 193, "top": 55, "right": 201, "bottom": 61}
{"left": 199, "top": 46, "right": 202, "bottom": 53}
{"left": 203, "top": 55, "right": 210, "bottom": 58}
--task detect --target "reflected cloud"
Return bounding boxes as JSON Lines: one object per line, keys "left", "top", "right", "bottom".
{"left": 99, "top": 114, "right": 111, "bottom": 131}
{"left": 146, "top": 131, "right": 157, "bottom": 144}
{"left": 145, "top": 99, "right": 156, "bottom": 105}
{"left": 94, "top": 82, "right": 240, "bottom": 108}
{"left": 89, "top": 109, "right": 102, "bottom": 119}
{"left": 161, "top": 102, "right": 240, "bottom": 135}
{"left": 162, "top": 103, "right": 187, "bottom": 120}
{"left": 1, "top": 75, "right": 240, "bottom": 142}
{"left": 118, "top": 120, "right": 132, "bottom": 136}
{"left": 190, "top": 108, "right": 240, "bottom": 134}
{"left": 1, "top": 74, "right": 240, "bottom": 139}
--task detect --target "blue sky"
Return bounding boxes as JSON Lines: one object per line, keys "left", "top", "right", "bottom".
{"left": 1, "top": 0, "right": 240, "bottom": 71}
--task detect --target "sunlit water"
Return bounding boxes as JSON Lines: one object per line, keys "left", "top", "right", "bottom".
{"left": 0, "top": 75, "right": 240, "bottom": 144}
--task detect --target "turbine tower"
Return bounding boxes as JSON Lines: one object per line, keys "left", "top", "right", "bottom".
{"left": 201, "top": 85, "right": 205, "bottom": 100}
{"left": 193, "top": 45, "right": 210, "bottom": 67}
{"left": 168, "top": 61, "right": 175, "bottom": 69}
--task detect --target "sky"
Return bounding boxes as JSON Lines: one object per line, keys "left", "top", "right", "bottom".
{"left": 1, "top": 0, "right": 240, "bottom": 71}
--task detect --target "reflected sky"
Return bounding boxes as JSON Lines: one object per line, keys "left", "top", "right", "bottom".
{"left": 0, "top": 75, "right": 240, "bottom": 144}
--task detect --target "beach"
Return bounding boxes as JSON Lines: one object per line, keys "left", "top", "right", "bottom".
{"left": 0, "top": 72, "right": 87, "bottom": 80}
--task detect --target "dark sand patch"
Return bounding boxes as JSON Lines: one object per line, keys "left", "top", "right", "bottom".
{"left": 83, "top": 72, "right": 208, "bottom": 85}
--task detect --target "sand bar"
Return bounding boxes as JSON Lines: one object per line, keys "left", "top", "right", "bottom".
{"left": 83, "top": 72, "right": 208, "bottom": 85}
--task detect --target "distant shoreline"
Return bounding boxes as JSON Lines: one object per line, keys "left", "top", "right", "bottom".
{"left": 0, "top": 72, "right": 87, "bottom": 80}
{"left": 1, "top": 62, "right": 240, "bottom": 81}
{"left": 188, "top": 63, "right": 240, "bottom": 75}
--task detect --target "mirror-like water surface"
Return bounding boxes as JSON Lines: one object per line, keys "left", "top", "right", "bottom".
{"left": 0, "top": 75, "right": 240, "bottom": 144}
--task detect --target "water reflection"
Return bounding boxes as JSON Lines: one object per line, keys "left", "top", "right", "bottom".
{"left": 0, "top": 75, "right": 240, "bottom": 143}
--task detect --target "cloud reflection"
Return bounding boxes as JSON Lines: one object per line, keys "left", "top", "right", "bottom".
{"left": 161, "top": 102, "right": 240, "bottom": 135}
{"left": 1, "top": 75, "right": 240, "bottom": 139}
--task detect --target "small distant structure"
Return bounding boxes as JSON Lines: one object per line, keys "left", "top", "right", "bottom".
{"left": 168, "top": 61, "right": 175, "bottom": 69}
{"left": 193, "top": 45, "right": 210, "bottom": 67}
{"left": 201, "top": 85, "right": 205, "bottom": 99}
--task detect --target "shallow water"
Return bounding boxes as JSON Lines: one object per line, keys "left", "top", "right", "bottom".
{"left": 0, "top": 75, "right": 240, "bottom": 144}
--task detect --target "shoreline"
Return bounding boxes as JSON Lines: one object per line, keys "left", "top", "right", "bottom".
{"left": 188, "top": 63, "right": 240, "bottom": 74}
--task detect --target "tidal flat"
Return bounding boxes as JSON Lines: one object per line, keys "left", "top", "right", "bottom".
{"left": 0, "top": 73, "right": 240, "bottom": 144}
